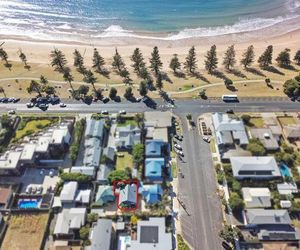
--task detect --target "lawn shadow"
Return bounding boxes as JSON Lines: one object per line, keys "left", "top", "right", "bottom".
{"left": 174, "top": 71, "right": 186, "bottom": 79}
{"left": 279, "top": 64, "right": 297, "bottom": 71}
{"left": 226, "top": 85, "right": 238, "bottom": 92}
{"left": 227, "top": 68, "right": 247, "bottom": 79}
{"left": 212, "top": 70, "right": 228, "bottom": 81}
{"left": 263, "top": 65, "right": 285, "bottom": 75}
{"left": 246, "top": 67, "right": 266, "bottom": 77}
{"left": 161, "top": 72, "right": 173, "bottom": 84}
{"left": 193, "top": 71, "right": 210, "bottom": 83}
{"left": 97, "top": 68, "right": 110, "bottom": 79}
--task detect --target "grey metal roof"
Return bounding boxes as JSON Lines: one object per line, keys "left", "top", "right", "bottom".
{"left": 85, "top": 119, "right": 105, "bottom": 139}
{"left": 250, "top": 128, "right": 279, "bottom": 150}
{"left": 89, "top": 219, "right": 112, "bottom": 250}
{"left": 246, "top": 209, "right": 291, "bottom": 225}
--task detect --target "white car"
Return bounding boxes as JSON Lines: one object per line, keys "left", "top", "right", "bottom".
{"left": 60, "top": 103, "right": 66, "bottom": 108}
{"left": 49, "top": 169, "right": 55, "bottom": 177}
{"left": 119, "top": 110, "right": 126, "bottom": 115}
{"left": 8, "top": 110, "right": 15, "bottom": 115}
{"left": 203, "top": 136, "right": 211, "bottom": 143}
{"left": 174, "top": 143, "right": 182, "bottom": 150}
{"left": 26, "top": 102, "right": 34, "bottom": 108}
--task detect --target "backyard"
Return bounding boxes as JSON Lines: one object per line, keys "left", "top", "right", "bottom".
{"left": 116, "top": 119, "right": 138, "bottom": 127}
{"left": 14, "top": 117, "right": 58, "bottom": 141}
{"left": 1, "top": 212, "right": 49, "bottom": 250}
{"left": 116, "top": 152, "right": 134, "bottom": 170}
{"left": 277, "top": 116, "right": 297, "bottom": 126}
{"left": 248, "top": 117, "right": 265, "bottom": 128}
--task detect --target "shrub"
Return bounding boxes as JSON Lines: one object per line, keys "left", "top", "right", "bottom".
{"left": 132, "top": 143, "right": 144, "bottom": 166}
{"left": 107, "top": 169, "right": 130, "bottom": 184}
{"left": 229, "top": 192, "right": 244, "bottom": 212}
{"left": 60, "top": 172, "right": 91, "bottom": 183}
{"left": 241, "top": 114, "right": 251, "bottom": 124}
{"left": 247, "top": 138, "right": 266, "bottom": 156}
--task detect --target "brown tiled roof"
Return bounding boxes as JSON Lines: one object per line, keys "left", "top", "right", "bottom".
{"left": 0, "top": 187, "right": 12, "bottom": 205}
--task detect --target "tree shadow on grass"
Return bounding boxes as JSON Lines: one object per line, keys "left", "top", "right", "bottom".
{"left": 174, "top": 71, "right": 186, "bottom": 79}
{"left": 212, "top": 70, "right": 228, "bottom": 81}
{"left": 97, "top": 68, "right": 110, "bottom": 79}
{"left": 193, "top": 71, "right": 210, "bottom": 83}
{"left": 227, "top": 68, "right": 247, "bottom": 79}
{"left": 161, "top": 72, "right": 173, "bottom": 84}
{"left": 279, "top": 64, "right": 297, "bottom": 72}
{"left": 263, "top": 65, "right": 285, "bottom": 75}
{"left": 245, "top": 67, "right": 266, "bottom": 77}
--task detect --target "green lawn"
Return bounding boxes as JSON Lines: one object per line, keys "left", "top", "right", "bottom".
{"left": 116, "top": 152, "right": 134, "bottom": 170}
{"left": 278, "top": 116, "right": 296, "bottom": 126}
{"left": 182, "top": 84, "right": 194, "bottom": 91}
{"left": 172, "top": 161, "right": 178, "bottom": 178}
{"left": 248, "top": 117, "right": 265, "bottom": 128}
{"left": 15, "top": 119, "right": 54, "bottom": 140}
{"left": 117, "top": 119, "right": 138, "bottom": 127}
{"left": 177, "top": 234, "right": 191, "bottom": 250}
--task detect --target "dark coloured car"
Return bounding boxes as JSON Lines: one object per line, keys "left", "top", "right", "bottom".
{"left": 102, "top": 97, "right": 109, "bottom": 103}
{"left": 226, "top": 109, "right": 234, "bottom": 114}
{"left": 13, "top": 98, "right": 20, "bottom": 103}
{"left": 30, "top": 97, "right": 37, "bottom": 103}
{"left": 222, "top": 241, "right": 232, "bottom": 250}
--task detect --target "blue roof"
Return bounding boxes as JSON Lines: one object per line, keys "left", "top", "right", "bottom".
{"left": 145, "top": 158, "right": 164, "bottom": 179}
{"left": 95, "top": 186, "right": 115, "bottom": 206}
{"left": 144, "top": 184, "right": 163, "bottom": 204}
{"left": 145, "top": 140, "right": 165, "bottom": 157}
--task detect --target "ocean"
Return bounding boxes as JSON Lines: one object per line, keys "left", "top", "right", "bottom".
{"left": 0, "top": 0, "right": 299, "bottom": 42}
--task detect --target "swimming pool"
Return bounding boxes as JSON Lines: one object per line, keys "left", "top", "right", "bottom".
{"left": 18, "top": 200, "right": 39, "bottom": 209}
{"left": 280, "top": 164, "right": 292, "bottom": 178}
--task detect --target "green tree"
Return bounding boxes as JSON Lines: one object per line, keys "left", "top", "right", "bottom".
{"left": 112, "top": 48, "right": 125, "bottom": 73}
{"left": 50, "top": 49, "right": 67, "bottom": 73}
{"left": 149, "top": 46, "right": 163, "bottom": 76}
{"left": 241, "top": 114, "right": 251, "bottom": 124}
{"left": 229, "top": 192, "right": 244, "bottom": 212}
{"left": 92, "top": 48, "right": 106, "bottom": 73}
{"left": 78, "top": 85, "right": 89, "bottom": 97}
{"left": 219, "top": 224, "right": 239, "bottom": 244}
{"left": 132, "top": 143, "right": 145, "bottom": 166}
{"left": 40, "top": 75, "right": 48, "bottom": 85}
{"left": 107, "top": 169, "right": 130, "bottom": 184}
{"left": 83, "top": 70, "right": 97, "bottom": 91}
{"left": 258, "top": 45, "right": 273, "bottom": 68}
{"left": 224, "top": 79, "right": 233, "bottom": 88}
{"left": 205, "top": 45, "right": 218, "bottom": 74}
{"left": 155, "top": 73, "right": 163, "bottom": 90}
{"left": 87, "top": 213, "right": 98, "bottom": 224}
{"left": 139, "top": 81, "right": 148, "bottom": 97}
{"left": 283, "top": 78, "right": 300, "bottom": 97}
{"left": 199, "top": 89, "right": 206, "bottom": 99}
{"left": 19, "top": 50, "right": 28, "bottom": 68}
{"left": 247, "top": 138, "right": 266, "bottom": 156}
{"left": 63, "top": 68, "right": 74, "bottom": 91}
{"left": 124, "top": 86, "right": 133, "bottom": 99}
{"left": 276, "top": 48, "right": 291, "bottom": 68}
{"left": 240, "top": 45, "right": 255, "bottom": 69}
{"left": 109, "top": 87, "right": 117, "bottom": 99}
{"left": 79, "top": 226, "right": 90, "bottom": 240}
{"left": 223, "top": 45, "right": 236, "bottom": 70}
{"left": 139, "top": 66, "right": 150, "bottom": 80}
{"left": 184, "top": 46, "right": 197, "bottom": 74}
{"left": 27, "top": 80, "right": 42, "bottom": 96}
{"left": 294, "top": 49, "right": 300, "bottom": 65}
{"left": 73, "top": 49, "right": 86, "bottom": 74}
{"left": 43, "top": 85, "right": 55, "bottom": 95}
{"left": 131, "top": 48, "right": 146, "bottom": 76}
{"left": 169, "top": 54, "right": 181, "bottom": 73}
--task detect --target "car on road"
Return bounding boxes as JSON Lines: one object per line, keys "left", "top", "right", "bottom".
{"left": 222, "top": 241, "right": 232, "bottom": 250}
{"left": 8, "top": 110, "right": 15, "bottom": 115}
{"left": 102, "top": 97, "right": 109, "bottom": 103}
{"left": 226, "top": 109, "right": 234, "bottom": 114}
{"left": 174, "top": 143, "right": 182, "bottom": 150}
{"left": 174, "top": 134, "right": 183, "bottom": 141}
{"left": 13, "top": 98, "right": 20, "bottom": 103}
{"left": 60, "top": 103, "right": 66, "bottom": 108}
{"left": 26, "top": 102, "right": 34, "bottom": 108}
{"left": 203, "top": 136, "right": 211, "bottom": 143}
{"left": 119, "top": 110, "right": 126, "bottom": 115}
{"left": 38, "top": 103, "right": 49, "bottom": 110}
{"left": 7, "top": 98, "right": 14, "bottom": 102}
{"left": 101, "top": 110, "right": 109, "bottom": 115}
{"left": 175, "top": 148, "right": 184, "bottom": 157}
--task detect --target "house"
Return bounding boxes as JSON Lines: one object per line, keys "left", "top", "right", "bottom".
{"left": 145, "top": 158, "right": 165, "bottom": 182}
{"left": 140, "top": 184, "right": 163, "bottom": 205}
{"left": 20, "top": 143, "right": 36, "bottom": 165}
{"left": 103, "top": 147, "right": 115, "bottom": 163}
{"left": 96, "top": 164, "right": 113, "bottom": 184}
{"left": 244, "top": 209, "right": 300, "bottom": 241}
{"left": 86, "top": 219, "right": 113, "bottom": 250}
{"left": 277, "top": 182, "right": 298, "bottom": 195}
{"left": 128, "top": 217, "right": 172, "bottom": 250}
{"left": 95, "top": 185, "right": 115, "bottom": 206}
{"left": 212, "top": 113, "right": 249, "bottom": 147}
{"left": 280, "top": 200, "right": 292, "bottom": 208}
{"left": 0, "top": 187, "right": 13, "bottom": 209}
{"left": 85, "top": 119, "right": 105, "bottom": 140}
{"left": 145, "top": 140, "right": 167, "bottom": 158}
{"left": 50, "top": 126, "right": 72, "bottom": 151}
{"left": 0, "top": 151, "right": 22, "bottom": 175}
{"left": 250, "top": 128, "right": 279, "bottom": 151}
{"left": 115, "top": 125, "right": 141, "bottom": 150}
{"left": 75, "top": 190, "right": 91, "bottom": 204}
{"left": 54, "top": 208, "right": 86, "bottom": 238}
{"left": 230, "top": 156, "right": 281, "bottom": 179}
{"left": 119, "top": 184, "right": 137, "bottom": 208}
{"left": 242, "top": 188, "right": 271, "bottom": 208}
{"left": 70, "top": 166, "right": 95, "bottom": 177}
{"left": 60, "top": 182, "right": 78, "bottom": 204}
{"left": 283, "top": 124, "right": 300, "bottom": 142}
{"left": 146, "top": 127, "right": 169, "bottom": 143}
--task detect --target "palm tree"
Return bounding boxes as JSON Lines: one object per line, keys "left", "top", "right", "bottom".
{"left": 63, "top": 69, "right": 75, "bottom": 91}
{"left": 83, "top": 70, "right": 97, "bottom": 91}
{"left": 0, "top": 87, "right": 6, "bottom": 98}
{"left": 50, "top": 49, "right": 67, "bottom": 73}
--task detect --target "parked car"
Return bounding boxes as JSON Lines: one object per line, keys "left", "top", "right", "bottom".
{"left": 226, "top": 109, "right": 234, "bottom": 114}
{"left": 38, "top": 103, "right": 49, "bottom": 109}
{"left": 7, "top": 98, "right": 14, "bottom": 102}
{"left": 49, "top": 169, "right": 55, "bottom": 177}
{"left": 222, "top": 241, "right": 232, "bottom": 250}
{"left": 30, "top": 97, "right": 37, "bottom": 103}
{"left": 13, "top": 98, "right": 20, "bottom": 103}
{"left": 203, "top": 136, "right": 211, "bottom": 143}
{"left": 119, "top": 110, "right": 126, "bottom": 115}
{"left": 174, "top": 134, "right": 183, "bottom": 141}
{"left": 60, "top": 103, "right": 66, "bottom": 108}
{"left": 102, "top": 97, "right": 109, "bottom": 103}
{"left": 26, "top": 102, "right": 34, "bottom": 108}
{"left": 174, "top": 143, "right": 182, "bottom": 150}
{"left": 101, "top": 110, "right": 109, "bottom": 115}
{"left": 8, "top": 110, "right": 15, "bottom": 115}
{"left": 2, "top": 98, "right": 8, "bottom": 103}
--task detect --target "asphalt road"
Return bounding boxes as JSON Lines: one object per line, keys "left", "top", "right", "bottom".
{"left": 0, "top": 98, "right": 299, "bottom": 250}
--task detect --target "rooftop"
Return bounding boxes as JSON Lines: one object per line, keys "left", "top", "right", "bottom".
{"left": 144, "top": 111, "right": 172, "bottom": 128}
{"left": 246, "top": 209, "right": 291, "bottom": 225}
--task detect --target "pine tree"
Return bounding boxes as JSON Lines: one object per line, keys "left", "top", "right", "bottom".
{"left": 156, "top": 73, "right": 163, "bottom": 90}
{"left": 184, "top": 46, "right": 197, "bottom": 73}
{"left": 169, "top": 54, "right": 181, "bottom": 73}
{"left": 276, "top": 48, "right": 291, "bottom": 68}
{"left": 124, "top": 87, "right": 133, "bottom": 99}
{"left": 92, "top": 48, "right": 106, "bottom": 73}
{"left": 150, "top": 46, "right": 163, "bottom": 76}
{"left": 294, "top": 49, "right": 300, "bottom": 65}
{"left": 223, "top": 45, "right": 236, "bottom": 70}
{"left": 131, "top": 48, "right": 145, "bottom": 76}
{"left": 0, "top": 48, "right": 8, "bottom": 65}
{"left": 73, "top": 49, "right": 86, "bottom": 74}
{"left": 27, "top": 80, "right": 42, "bottom": 96}
{"left": 205, "top": 45, "right": 218, "bottom": 74}
{"left": 83, "top": 70, "right": 97, "bottom": 91}
{"left": 258, "top": 45, "right": 273, "bottom": 68}
{"left": 109, "top": 87, "right": 118, "bottom": 99}
{"left": 139, "top": 81, "right": 148, "bottom": 96}
{"left": 240, "top": 45, "right": 255, "bottom": 69}
{"left": 112, "top": 49, "right": 125, "bottom": 73}
{"left": 19, "top": 50, "right": 28, "bottom": 68}
{"left": 50, "top": 49, "right": 67, "bottom": 73}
